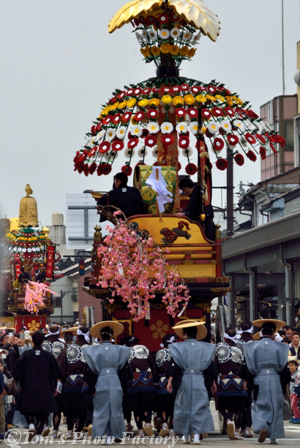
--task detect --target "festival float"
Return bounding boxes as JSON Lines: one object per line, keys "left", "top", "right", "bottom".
{"left": 2, "top": 185, "right": 60, "bottom": 332}
{"left": 73, "top": 0, "right": 286, "bottom": 349}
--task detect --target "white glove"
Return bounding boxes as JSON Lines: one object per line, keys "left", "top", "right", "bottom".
{"left": 56, "top": 381, "right": 63, "bottom": 394}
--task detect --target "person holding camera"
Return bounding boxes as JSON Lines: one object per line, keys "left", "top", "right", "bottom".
{"left": 288, "top": 359, "right": 300, "bottom": 424}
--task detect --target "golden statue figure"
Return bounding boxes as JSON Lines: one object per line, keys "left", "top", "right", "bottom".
{"left": 25, "top": 184, "right": 33, "bottom": 197}
{"left": 19, "top": 184, "right": 39, "bottom": 227}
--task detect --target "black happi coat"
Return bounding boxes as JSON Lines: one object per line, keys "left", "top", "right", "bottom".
{"left": 97, "top": 185, "right": 145, "bottom": 222}
{"left": 13, "top": 346, "right": 61, "bottom": 414}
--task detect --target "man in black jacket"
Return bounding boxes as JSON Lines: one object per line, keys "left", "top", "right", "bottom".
{"left": 13, "top": 331, "right": 62, "bottom": 441}
{"left": 176, "top": 177, "right": 216, "bottom": 240}
{"left": 18, "top": 267, "right": 31, "bottom": 285}
{"left": 97, "top": 172, "right": 145, "bottom": 223}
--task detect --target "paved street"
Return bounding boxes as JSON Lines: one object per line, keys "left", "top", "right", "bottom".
{"left": 3, "top": 403, "right": 299, "bottom": 447}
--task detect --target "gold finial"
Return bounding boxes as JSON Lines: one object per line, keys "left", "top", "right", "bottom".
{"left": 42, "top": 226, "right": 50, "bottom": 238}
{"left": 25, "top": 184, "right": 33, "bottom": 197}
{"left": 108, "top": 0, "right": 220, "bottom": 42}
{"left": 94, "top": 225, "right": 103, "bottom": 243}
{"left": 215, "top": 223, "right": 221, "bottom": 240}
{"left": 19, "top": 185, "right": 39, "bottom": 227}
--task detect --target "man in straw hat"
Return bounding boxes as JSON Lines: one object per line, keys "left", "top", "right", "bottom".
{"left": 243, "top": 319, "right": 290, "bottom": 444}
{"left": 166, "top": 320, "right": 215, "bottom": 444}
{"left": 82, "top": 321, "right": 130, "bottom": 444}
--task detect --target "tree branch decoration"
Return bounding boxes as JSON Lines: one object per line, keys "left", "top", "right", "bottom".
{"left": 24, "top": 281, "right": 57, "bottom": 315}
{"left": 97, "top": 214, "right": 190, "bottom": 321}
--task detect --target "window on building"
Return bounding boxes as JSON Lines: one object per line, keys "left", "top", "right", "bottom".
{"left": 284, "top": 121, "right": 294, "bottom": 151}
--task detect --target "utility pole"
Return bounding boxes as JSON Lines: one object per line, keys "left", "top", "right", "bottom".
{"left": 226, "top": 147, "right": 234, "bottom": 237}
{"left": 282, "top": 0, "right": 285, "bottom": 95}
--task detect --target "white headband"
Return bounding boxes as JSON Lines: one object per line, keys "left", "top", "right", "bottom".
{"left": 274, "top": 332, "right": 283, "bottom": 342}
{"left": 224, "top": 332, "right": 237, "bottom": 343}
{"left": 237, "top": 326, "right": 253, "bottom": 335}
{"left": 160, "top": 335, "right": 176, "bottom": 348}
{"left": 45, "top": 329, "right": 60, "bottom": 338}
{"left": 77, "top": 329, "right": 90, "bottom": 343}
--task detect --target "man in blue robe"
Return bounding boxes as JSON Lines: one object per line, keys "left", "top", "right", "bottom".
{"left": 82, "top": 321, "right": 131, "bottom": 444}
{"left": 166, "top": 320, "right": 216, "bottom": 444}
{"left": 243, "top": 319, "right": 289, "bottom": 444}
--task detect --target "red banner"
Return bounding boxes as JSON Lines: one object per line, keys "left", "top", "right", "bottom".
{"left": 14, "top": 255, "right": 21, "bottom": 279}
{"left": 46, "top": 245, "right": 55, "bottom": 279}
{"left": 14, "top": 315, "right": 47, "bottom": 332}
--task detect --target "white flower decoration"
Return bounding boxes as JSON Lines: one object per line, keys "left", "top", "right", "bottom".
{"left": 182, "top": 31, "right": 192, "bottom": 41}
{"left": 137, "top": 29, "right": 147, "bottom": 39}
{"left": 124, "top": 148, "right": 135, "bottom": 158}
{"left": 147, "top": 29, "right": 157, "bottom": 41}
{"left": 131, "top": 125, "right": 142, "bottom": 137}
{"left": 106, "top": 128, "right": 116, "bottom": 141}
{"left": 220, "top": 120, "right": 231, "bottom": 133}
{"left": 182, "top": 147, "right": 193, "bottom": 157}
{"left": 170, "top": 28, "right": 181, "bottom": 39}
{"left": 247, "top": 121, "right": 257, "bottom": 132}
{"left": 95, "top": 130, "right": 106, "bottom": 142}
{"left": 189, "top": 121, "right": 199, "bottom": 135}
{"left": 159, "top": 29, "right": 170, "bottom": 40}
{"left": 192, "top": 32, "right": 201, "bottom": 43}
{"left": 161, "top": 122, "right": 174, "bottom": 134}
{"left": 147, "top": 122, "right": 160, "bottom": 134}
{"left": 116, "top": 126, "right": 127, "bottom": 139}
{"left": 233, "top": 120, "right": 244, "bottom": 130}
{"left": 176, "top": 122, "right": 188, "bottom": 133}
{"left": 207, "top": 121, "right": 219, "bottom": 135}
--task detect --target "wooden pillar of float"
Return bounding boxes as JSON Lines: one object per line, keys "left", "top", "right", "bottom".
{"left": 91, "top": 225, "right": 102, "bottom": 278}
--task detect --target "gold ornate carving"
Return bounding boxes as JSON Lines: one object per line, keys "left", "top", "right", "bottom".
{"left": 27, "top": 320, "right": 40, "bottom": 332}
{"left": 150, "top": 319, "right": 169, "bottom": 339}
{"left": 19, "top": 185, "right": 39, "bottom": 227}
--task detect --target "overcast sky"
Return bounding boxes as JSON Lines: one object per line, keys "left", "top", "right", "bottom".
{"left": 1, "top": 0, "right": 299, "bottom": 228}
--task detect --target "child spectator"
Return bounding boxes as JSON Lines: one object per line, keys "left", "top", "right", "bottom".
{"left": 288, "top": 359, "right": 300, "bottom": 424}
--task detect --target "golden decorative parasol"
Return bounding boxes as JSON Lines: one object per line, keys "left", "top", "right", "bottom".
{"left": 108, "top": 0, "right": 221, "bottom": 41}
